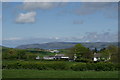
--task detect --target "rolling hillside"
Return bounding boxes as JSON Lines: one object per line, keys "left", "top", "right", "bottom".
{"left": 16, "top": 42, "right": 118, "bottom": 49}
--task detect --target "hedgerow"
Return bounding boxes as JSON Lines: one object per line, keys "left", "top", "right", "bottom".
{"left": 2, "top": 61, "right": 119, "bottom": 71}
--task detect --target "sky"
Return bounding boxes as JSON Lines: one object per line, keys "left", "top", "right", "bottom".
{"left": 2, "top": 2, "right": 118, "bottom": 47}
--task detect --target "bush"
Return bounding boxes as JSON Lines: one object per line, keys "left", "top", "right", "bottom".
{"left": 71, "top": 62, "right": 119, "bottom": 71}
{"left": 71, "top": 63, "right": 87, "bottom": 71}
{"left": 2, "top": 61, "right": 119, "bottom": 71}
{"left": 86, "top": 63, "right": 96, "bottom": 70}
{"left": 93, "top": 62, "right": 117, "bottom": 71}
{"left": 75, "top": 58, "right": 93, "bottom": 63}
{"left": 2, "top": 61, "right": 67, "bottom": 70}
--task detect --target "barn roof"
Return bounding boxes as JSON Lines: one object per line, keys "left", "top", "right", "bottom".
{"left": 94, "top": 53, "right": 101, "bottom": 57}
{"left": 55, "top": 54, "right": 64, "bottom": 57}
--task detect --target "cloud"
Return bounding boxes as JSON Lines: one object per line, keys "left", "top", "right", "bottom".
{"left": 73, "top": 20, "right": 84, "bottom": 24}
{"left": 3, "top": 37, "right": 23, "bottom": 40}
{"left": 3, "top": 32, "right": 118, "bottom": 47}
{"left": 23, "top": 0, "right": 69, "bottom": 2}
{"left": 15, "top": 1, "right": 68, "bottom": 23}
{"left": 83, "top": 32, "right": 118, "bottom": 42}
{"left": 21, "top": 2, "right": 118, "bottom": 19}
{"left": 16, "top": 2, "right": 117, "bottom": 24}
{"left": 75, "top": 2, "right": 117, "bottom": 16}
{"left": 23, "top": 0, "right": 119, "bottom": 2}
{"left": 23, "top": 2, "right": 55, "bottom": 10}
{"left": 0, "top": 16, "right": 1, "bottom": 21}
{"left": 15, "top": 11, "right": 36, "bottom": 23}
{"left": 78, "top": 0, "right": 119, "bottom": 2}
{"left": 22, "top": 1, "right": 67, "bottom": 10}
{"left": 2, "top": 0, "right": 119, "bottom": 2}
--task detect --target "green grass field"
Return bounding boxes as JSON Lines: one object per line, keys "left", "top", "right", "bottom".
{"left": 2, "top": 69, "right": 118, "bottom": 78}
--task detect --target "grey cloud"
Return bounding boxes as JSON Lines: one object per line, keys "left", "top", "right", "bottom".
{"left": 83, "top": 32, "right": 118, "bottom": 42}
{"left": 75, "top": 2, "right": 117, "bottom": 16}
{"left": 73, "top": 20, "right": 84, "bottom": 24}
{"left": 3, "top": 32, "right": 118, "bottom": 47}
{"left": 15, "top": 2, "right": 67, "bottom": 23}
{"left": 22, "top": 2, "right": 66, "bottom": 10}
{"left": 16, "top": 2, "right": 117, "bottom": 24}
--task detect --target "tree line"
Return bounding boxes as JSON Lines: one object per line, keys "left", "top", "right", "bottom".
{"left": 2, "top": 44, "right": 119, "bottom": 63}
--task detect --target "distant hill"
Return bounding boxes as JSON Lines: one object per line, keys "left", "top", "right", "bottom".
{"left": 16, "top": 42, "right": 118, "bottom": 49}
{"left": 0, "top": 45, "right": 9, "bottom": 49}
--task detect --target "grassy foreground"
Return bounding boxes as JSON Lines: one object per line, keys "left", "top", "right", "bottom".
{"left": 2, "top": 69, "right": 118, "bottom": 78}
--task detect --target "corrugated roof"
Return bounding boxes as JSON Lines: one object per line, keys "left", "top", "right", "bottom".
{"left": 55, "top": 54, "right": 64, "bottom": 57}
{"left": 94, "top": 53, "right": 101, "bottom": 57}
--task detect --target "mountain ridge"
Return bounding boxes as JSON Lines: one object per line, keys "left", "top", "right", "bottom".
{"left": 15, "top": 42, "right": 118, "bottom": 49}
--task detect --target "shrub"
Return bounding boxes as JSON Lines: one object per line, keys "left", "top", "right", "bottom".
{"left": 75, "top": 58, "right": 93, "bottom": 63}
{"left": 2, "top": 61, "right": 67, "bottom": 70}
{"left": 94, "top": 62, "right": 116, "bottom": 71}
{"left": 71, "top": 62, "right": 119, "bottom": 71}
{"left": 71, "top": 63, "right": 87, "bottom": 71}
{"left": 2, "top": 61, "right": 119, "bottom": 71}
{"left": 86, "top": 63, "right": 96, "bottom": 70}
